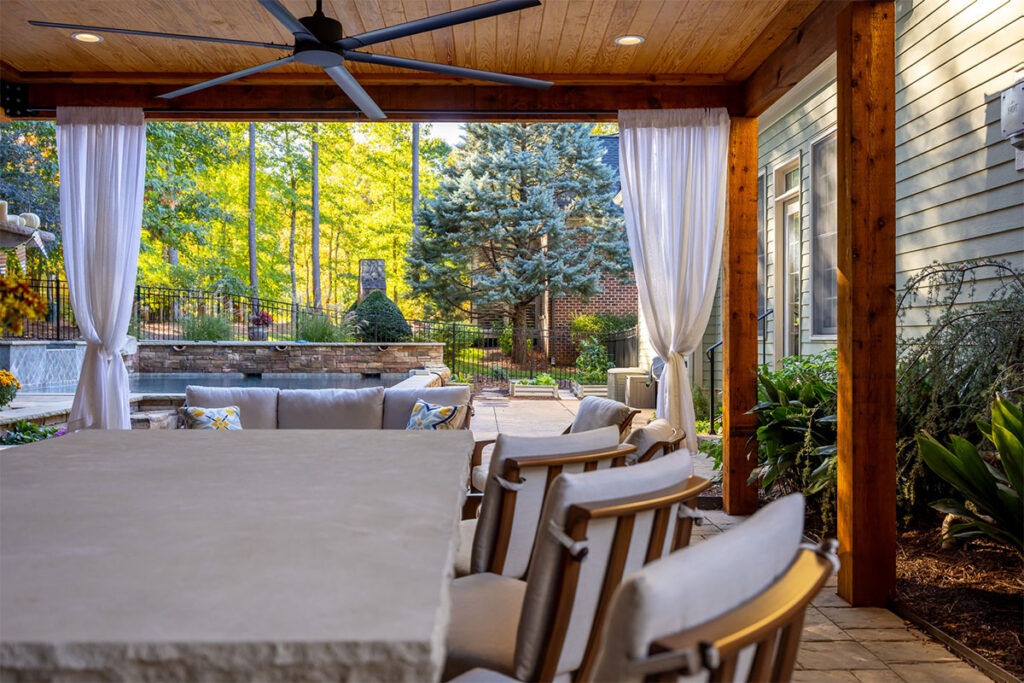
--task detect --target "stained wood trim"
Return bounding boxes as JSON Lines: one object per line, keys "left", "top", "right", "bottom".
{"left": 726, "top": 0, "right": 823, "bottom": 81}
{"left": 722, "top": 116, "right": 760, "bottom": 515}
{"left": 568, "top": 476, "right": 712, "bottom": 524}
{"left": 742, "top": 1, "right": 851, "bottom": 116}
{"left": 488, "top": 467, "right": 521, "bottom": 574}
{"left": 835, "top": 0, "right": 897, "bottom": 608}
{"left": 504, "top": 443, "right": 636, "bottom": 470}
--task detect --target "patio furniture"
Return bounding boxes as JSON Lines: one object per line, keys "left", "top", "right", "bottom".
{"left": 454, "top": 426, "right": 635, "bottom": 579}
{"left": 443, "top": 454, "right": 711, "bottom": 682}
{"left": 0, "top": 429, "right": 473, "bottom": 681}
{"left": 562, "top": 395, "right": 640, "bottom": 438}
{"left": 623, "top": 417, "right": 686, "bottom": 464}
{"left": 183, "top": 384, "right": 471, "bottom": 429}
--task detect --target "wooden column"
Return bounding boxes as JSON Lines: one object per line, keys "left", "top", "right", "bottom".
{"left": 722, "top": 117, "right": 760, "bottom": 515}
{"left": 836, "top": 1, "right": 897, "bottom": 607}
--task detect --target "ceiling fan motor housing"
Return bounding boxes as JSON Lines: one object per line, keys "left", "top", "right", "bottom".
{"left": 294, "top": 13, "right": 345, "bottom": 67}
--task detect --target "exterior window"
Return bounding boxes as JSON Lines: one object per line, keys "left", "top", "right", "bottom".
{"left": 783, "top": 167, "right": 800, "bottom": 192}
{"left": 811, "top": 132, "right": 838, "bottom": 336}
{"left": 757, "top": 173, "right": 766, "bottom": 337}
{"left": 783, "top": 196, "right": 801, "bottom": 356}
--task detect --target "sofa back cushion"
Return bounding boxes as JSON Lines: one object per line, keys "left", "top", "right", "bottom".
{"left": 277, "top": 386, "right": 385, "bottom": 429}
{"left": 383, "top": 386, "right": 472, "bottom": 430}
{"left": 185, "top": 386, "right": 280, "bottom": 429}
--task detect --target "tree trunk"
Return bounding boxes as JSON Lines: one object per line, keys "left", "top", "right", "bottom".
{"left": 289, "top": 196, "right": 297, "bottom": 304}
{"left": 311, "top": 123, "right": 322, "bottom": 310}
{"left": 247, "top": 122, "right": 258, "bottom": 300}
{"left": 511, "top": 302, "right": 530, "bottom": 366}
{"left": 411, "top": 122, "right": 420, "bottom": 238}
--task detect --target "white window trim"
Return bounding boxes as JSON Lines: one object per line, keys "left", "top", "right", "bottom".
{"left": 757, "top": 171, "right": 767, "bottom": 343}
{"left": 771, "top": 154, "right": 801, "bottom": 361}
{"left": 809, "top": 128, "right": 839, "bottom": 340}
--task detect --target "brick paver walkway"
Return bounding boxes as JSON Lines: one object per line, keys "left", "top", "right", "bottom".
{"left": 473, "top": 395, "right": 994, "bottom": 682}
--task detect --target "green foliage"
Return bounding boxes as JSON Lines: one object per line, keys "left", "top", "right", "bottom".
{"left": 570, "top": 313, "right": 638, "bottom": 337}
{"left": 519, "top": 373, "right": 558, "bottom": 386}
{"left": 917, "top": 395, "right": 1023, "bottom": 555}
{"left": 449, "top": 373, "right": 475, "bottom": 384}
{"left": 0, "top": 121, "right": 61, "bottom": 275}
{"left": 695, "top": 419, "right": 711, "bottom": 434}
{"left": 352, "top": 291, "right": 412, "bottom": 342}
{"left": 181, "top": 314, "right": 232, "bottom": 341}
{"left": 748, "top": 348, "right": 839, "bottom": 527}
{"left": 295, "top": 312, "right": 356, "bottom": 343}
{"left": 575, "top": 337, "right": 614, "bottom": 383}
{"left": 406, "top": 123, "right": 629, "bottom": 319}
{"left": 0, "top": 421, "right": 64, "bottom": 445}
{"left": 488, "top": 365, "right": 509, "bottom": 381}
{"left": 699, "top": 437, "right": 723, "bottom": 483}
{"left": 692, "top": 385, "right": 710, "bottom": 423}
{"left": 498, "top": 324, "right": 514, "bottom": 356}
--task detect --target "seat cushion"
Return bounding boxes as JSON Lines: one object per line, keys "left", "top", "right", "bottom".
{"left": 383, "top": 386, "right": 471, "bottom": 430}
{"left": 185, "top": 386, "right": 279, "bottom": 429}
{"left": 277, "top": 387, "right": 385, "bottom": 429}
{"left": 444, "top": 573, "right": 526, "bottom": 681}
{"left": 447, "top": 669, "right": 518, "bottom": 683}
{"left": 624, "top": 418, "right": 676, "bottom": 464}
{"left": 471, "top": 464, "right": 488, "bottom": 493}
{"left": 454, "top": 518, "right": 477, "bottom": 578}
{"left": 569, "top": 396, "right": 632, "bottom": 434}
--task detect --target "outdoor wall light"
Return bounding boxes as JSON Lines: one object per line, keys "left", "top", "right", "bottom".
{"left": 614, "top": 35, "right": 645, "bottom": 46}
{"left": 71, "top": 32, "right": 103, "bottom": 43}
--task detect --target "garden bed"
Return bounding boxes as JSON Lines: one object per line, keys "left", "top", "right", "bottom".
{"left": 895, "top": 529, "right": 1023, "bottom": 678}
{"left": 570, "top": 380, "right": 607, "bottom": 399}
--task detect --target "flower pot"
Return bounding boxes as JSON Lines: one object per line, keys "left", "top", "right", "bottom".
{"left": 248, "top": 325, "right": 269, "bottom": 341}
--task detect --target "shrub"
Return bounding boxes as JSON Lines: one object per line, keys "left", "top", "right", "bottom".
{"left": 699, "top": 437, "right": 723, "bottom": 483}
{"left": 917, "top": 395, "right": 1023, "bottom": 556}
{"left": 692, "top": 384, "right": 710, "bottom": 422}
{"left": 519, "top": 373, "right": 557, "bottom": 386}
{"left": 570, "top": 313, "right": 638, "bottom": 338}
{"left": 181, "top": 314, "right": 232, "bottom": 341}
{"left": 352, "top": 291, "right": 412, "bottom": 342}
{"left": 1, "top": 420, "right": 64, "bottom": 445}
{"left": 575, "top": 337, "right": 615, "bottom": 383}
{"left": 295, "top": 312, "right": 356, "bottom": 343}
{"left": 498, "top": 324, "right": 513, "bottom": 356}
{"left": 449, "top": 372, "right": 475, "bottom": 384}
{"left": 488, "top": 365, "right": 509, "bottom": 381}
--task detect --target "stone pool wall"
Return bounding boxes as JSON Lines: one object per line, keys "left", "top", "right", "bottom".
{"left": 136, "top": 341, "right": 445, "bottom": 375}
{"left": 0, "top": 341, "right": 136, "bottom": 390}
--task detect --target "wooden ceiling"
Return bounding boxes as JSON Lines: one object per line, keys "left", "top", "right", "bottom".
{"left": 0, "top": 0, "right": 840, "bottom": 120}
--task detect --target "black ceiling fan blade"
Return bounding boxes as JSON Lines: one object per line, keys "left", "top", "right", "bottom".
{"left": 324, "top": 64, "right": 386, "bottom": 121}
{"left": 158, "top": 56, "right": 296, "bottom": 99}
{"left": 257, "top": 0, "right": 317, "bottom": 42}
{"left": 27, "top": 20, "right": 293, "bottom": 50}
{"left": 336, "top": 0, "right": 540, "bottom": 50}
{"left": 343, "top": 51, "right": 552, "bottom": 89}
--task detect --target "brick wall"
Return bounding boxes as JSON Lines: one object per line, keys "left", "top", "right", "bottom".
{"left": 549, "top": 273, "right": 638, "bottom": 363}
{"left": 136, "top": 342, "right": 445, "bottom": 375}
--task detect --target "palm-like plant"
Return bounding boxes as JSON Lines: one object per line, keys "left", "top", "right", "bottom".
{"left": 917, "top": 395, "right": 1024, "bottom": 556}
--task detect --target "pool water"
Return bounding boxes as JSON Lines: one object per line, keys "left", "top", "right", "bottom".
{"left": 32, "top": 372, "right": 409, "bottom": 394}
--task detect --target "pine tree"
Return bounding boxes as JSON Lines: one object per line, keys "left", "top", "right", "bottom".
{"left": 406, "top": 123, "right": 629, "bottom": 363}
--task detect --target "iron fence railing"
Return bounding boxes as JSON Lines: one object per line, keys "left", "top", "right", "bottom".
{"left": 8, "top": 277, "right": 640, "bottom": 387}
{"left": 706, "top": 308, "right": 773, "bottom": 434}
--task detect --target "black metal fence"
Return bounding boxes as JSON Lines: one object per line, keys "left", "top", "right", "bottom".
{"left": 8, "top": 277, "right": 640, "bottom": 386}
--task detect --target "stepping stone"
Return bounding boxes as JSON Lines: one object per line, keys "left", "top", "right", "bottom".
{"left": 847, "top": 628, "right": 920, "bottom": 642}
{"left": 797, "top": 641, "right": 889, "bottom": 670}
{"left": 861, "top": 640, "right": 959, "bottom": 664}
{"left": 793, "top": 671, "right": 859, "bottom": 682}
{"left": 889, "top": 662, "right": 991, "bottom": 682}
{"left": 851, "top": 670, "right": 904, "bottom": 682}
{"left": 818, "top": 607, "right": 908, "bottom": 630}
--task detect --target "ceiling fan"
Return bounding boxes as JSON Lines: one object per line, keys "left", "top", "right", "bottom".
{"left": 29, "top": 0, "right": 553, "bottom": 120}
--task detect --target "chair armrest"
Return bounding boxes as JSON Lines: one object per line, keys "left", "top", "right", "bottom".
{"left": 471, "top": 439, "right": 496, "bottom": 469}
{"left": 618, "top": 409, "right": 642, "bottom": 438}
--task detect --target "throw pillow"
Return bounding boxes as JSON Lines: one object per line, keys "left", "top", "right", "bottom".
{"left": 183, "top": 405, "right": 243, "bottom": 430}
{"left": 405, "top": 399, "right": 467, "bottom": 430}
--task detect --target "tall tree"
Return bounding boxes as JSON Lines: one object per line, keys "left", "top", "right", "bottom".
{"left": 247, "top": 122, "right": 258, "bottom": 297}
{"left": 0, "top": 121, "right": 60, "bottom": 274}
{"left": 406, "top": 123, "right": 629, "bottom": 362}
{"left": 311, "top": 123, "right": 321, "bottom": 309}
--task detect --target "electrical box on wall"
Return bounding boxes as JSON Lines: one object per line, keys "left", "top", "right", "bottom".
{"left": 1001, "top": 78, "right": 1024, "bottom": 170}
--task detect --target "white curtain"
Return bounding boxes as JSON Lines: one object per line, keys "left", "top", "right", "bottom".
{"left": 57, "top": 107, "right": 146, "bottom": 430}
{"left": 618, "top": 108, "right": 730, "bottom": 451}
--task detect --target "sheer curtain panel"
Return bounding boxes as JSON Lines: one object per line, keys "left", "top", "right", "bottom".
{"left": 618, "top": 109, "right": 730, "bottom": 451}
{"left": 57, "top": 107, "right": 146, "bottom": 430}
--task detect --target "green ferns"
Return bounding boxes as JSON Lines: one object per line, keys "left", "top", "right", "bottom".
{"left": 917, "top": 395, "right": 1023, "bottom": 556}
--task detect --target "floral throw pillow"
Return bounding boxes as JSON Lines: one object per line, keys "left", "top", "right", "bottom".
{"left": 183, "top": 405, "right": 243, "bottom": 430}
{"left": 406, "top": 399, "right": 467, "bottom": 430}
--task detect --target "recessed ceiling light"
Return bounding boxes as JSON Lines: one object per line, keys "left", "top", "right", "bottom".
{"left": 614, "top": 35, "right": 645, "bottom": 46}
{"left": 71, "top": 32, "right": 103, "bottom": 43}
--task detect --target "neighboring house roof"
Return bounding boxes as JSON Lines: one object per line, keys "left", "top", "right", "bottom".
{"left": 595, "top": 134, "right": 623, "bottom": 206}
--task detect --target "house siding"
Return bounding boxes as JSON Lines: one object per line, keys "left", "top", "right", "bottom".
{"left": 692, "top": 0, "right": 1023, "bottom": 399}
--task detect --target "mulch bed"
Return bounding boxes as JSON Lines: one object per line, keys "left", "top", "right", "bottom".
{"left": 896, "top": 529, "right": 1023, "bottom": 677}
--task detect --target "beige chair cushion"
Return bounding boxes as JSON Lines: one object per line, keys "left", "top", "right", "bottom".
{"left": 444, "top": 573, "right": 526, "bottom": 680}
{"left": 623, "top": 418, "right": 676, "bottom": 464}
{"left": 514, "top": 454, "right": 695, "bottom": 682}
{"left": 276, "top": 386, "right": 385, "bottom": 429}
{"left": 454, "top": 518, "right": 476, "bottom": 578}
{"left": 471, "top": 464, "right": 488, "bottom": 492}
{"left": 382, "top": 386, "right": 471, "bottom": 430}
{"left": 447, "top": 668, "right": 518, "bottom": 683}
{"left": 471, "top": 427, "right": 621, "bottom": 577}
{"left": 185, "top": 386, "right": 279, "bottom": 429}
{"left": 587, "top": 494, "right": 806, "bottom": 683}
{"left": 569, "top": 396, "right": 631, "bottom": 433}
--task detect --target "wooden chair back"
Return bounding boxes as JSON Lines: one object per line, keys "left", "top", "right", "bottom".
{"left": 484, "top": 443, "right": 636, "bottom": 577}
{"left": 636, "top": 429, "right": 686, "bottom": 463}
{"left": 524, "top": 462, "right": 711, "bottom": 682}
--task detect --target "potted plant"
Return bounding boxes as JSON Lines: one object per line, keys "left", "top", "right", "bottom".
{"left": 510, "top": 372, "right": 560, "bottom": 399}
{"left": 248, "top": 311, "right": 273, "bottom": 341}
{"left": 0, "top": 370, "right": 21, "bottom": 410}
{"left": 570, "top": 337, "right": 614, "bottom": 398}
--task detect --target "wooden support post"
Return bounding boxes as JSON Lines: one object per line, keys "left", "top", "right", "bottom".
{"left": 836, "top": 1, "right": 897, "bottom": 607}
{"left": 722, "top": 117, "right": 760, "bottom": 515}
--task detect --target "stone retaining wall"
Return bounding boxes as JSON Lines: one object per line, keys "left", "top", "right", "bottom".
{"left": 136, "top": 341, "right": 445, "bottom": 375}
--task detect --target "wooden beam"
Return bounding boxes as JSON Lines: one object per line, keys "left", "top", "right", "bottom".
{"left": 836, "top": 0, "right": 897, "bottom": 607}
{"left": 726, "top": 0, "right": 823, "bottom": 81}
{"left": 722, "top": 116, "right": 760, "bottom": 515}
{"left": 10, "top": 82, "right": 744, "bottom": 121}
{"left": 742, "top": 0, "right": 850, "bottom": 117}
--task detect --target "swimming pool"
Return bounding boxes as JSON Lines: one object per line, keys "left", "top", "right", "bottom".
{"left": 31, "top": 372, "right": 410, "bottom": 394}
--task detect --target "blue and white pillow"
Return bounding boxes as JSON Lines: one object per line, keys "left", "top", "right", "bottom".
{"left": 183, "top": 405, "right": 243, "bottom": 430}
{"left": 405, "top": 399, "right": 467, "bottom": 430}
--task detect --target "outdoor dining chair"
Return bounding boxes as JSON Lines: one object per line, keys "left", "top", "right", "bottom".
{"left": 455, "top": 426, "right": 633, "bottom": 579}
{"left": 623, "top": 417, "right": 686, "bottom": 464}
{"left": 444, "top": 453, "right": 711, "bottom": 682}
